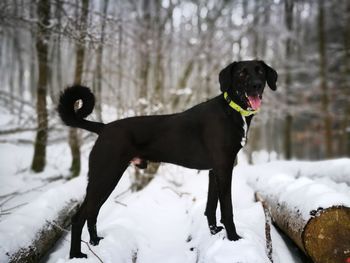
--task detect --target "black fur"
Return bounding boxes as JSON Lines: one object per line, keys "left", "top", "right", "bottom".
{"left": 59, "top": 60, "right": 278, "bottom": 259}
{"left": 58, "top": 85, "right": 104, "bottom": 134}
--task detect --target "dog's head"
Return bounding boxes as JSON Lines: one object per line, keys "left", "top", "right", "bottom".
{"left": 219, "top": 60, "right": 278, "bottom": 111}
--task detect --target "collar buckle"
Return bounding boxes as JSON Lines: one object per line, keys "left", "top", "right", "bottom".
{"left": 225, "top": 94, "right": 232, "bottom": 104}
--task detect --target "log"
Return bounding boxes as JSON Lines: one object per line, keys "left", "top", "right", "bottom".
{"left": 6, "top": 200, "right": 79, "bottom": 263}
{"left": 250, "top": 174, "right": 350, "bottom": 263}
{"left": 303, "top": 207, "right": 350, "bottom": 262}
{"left": 255, "top": 193, "right": 273, "bottom": 263}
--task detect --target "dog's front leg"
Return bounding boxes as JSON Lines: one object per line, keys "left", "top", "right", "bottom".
{"left": 205, "top": 170, "right": 224, "bottom": 235}
{"left": 214, "top": 163, "right": 241, "bottom": 241}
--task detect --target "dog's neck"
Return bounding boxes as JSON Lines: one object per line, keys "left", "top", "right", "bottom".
{"left": 221, "top": 93, "right": 255, "bottom": 147}
{"left": 223, "top": 92, "right": 259, "bottom": 117}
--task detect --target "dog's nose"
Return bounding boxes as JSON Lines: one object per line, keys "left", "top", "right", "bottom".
{"left": 252, "top": 81, "right": 262, "bottom": 90}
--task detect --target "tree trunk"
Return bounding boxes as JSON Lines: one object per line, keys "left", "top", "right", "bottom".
{"left": 117, "top": 15, "right": 124, "bottom": 112}
{"left": 251, "top": 175, "right": 350, "bottom": 263}
{"left": 13, "top": 0, "right": 25, "bottom": 117}
{"left": 318, "top": 0, "right": 333, "bottom": 158}
{"left": 94, "top": 0, "right": 109, "bottom": 122}
{"left": 31, "top": 0, "right": 50, "bottom": 173}
{"left": 137, "top": 0, "right": 152, "bottom": 115}
{"left": 29, "top": 0, "right": 37, "bottom": 99}
{"left": 53, "top": 0, "right": 63, "bottom": 100}
{"left": 252, "top": 0, "right": 260, "bottom": 58}
{"left": 172, "top": 59, "right": 194, "bottom": 110}
{"left": 7, "top": 201, "right": 80, "bottom": 263}
{"left": 284, "top": 0, "right": 294, "bottom": 160}
{"left": 258, "top": 195, "right": 350, "bottom": 263}
{"left": 343, "top": 0, "right": 350, "bottom": 157}
{"left": 69, "top": 0, "right": 89, "bottom": 178}
{"left": 153, "top": 0, "right": 164, "bottom": 109}
{"left": 131, "top": 162, "right": 160, "bottom": 192}
{"left": 284, "top": 114, "right": 293, "bottom": 159}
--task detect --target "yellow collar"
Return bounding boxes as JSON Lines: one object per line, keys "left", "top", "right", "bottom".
{"left": 223, "top": 92, "right": 259, "bottom": 117}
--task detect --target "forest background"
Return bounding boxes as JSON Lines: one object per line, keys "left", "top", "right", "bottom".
{"left": 0, "top": 0, "right": 349, "bottom": 179}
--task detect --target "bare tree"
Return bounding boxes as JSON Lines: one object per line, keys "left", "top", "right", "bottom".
{"left": 344, "top": 0, "right": 350, "bottom": 156}
{"left": 93, "top": 0, "right": 109, "bottom": 122}
{"left": 69, "top": 0, "right": 89, "bottom": 178}
{"left": 31, "top": 0, "right": 50, "bottom": 173}
{"left": 318, "top": 0, "right": 333, "bottom": 158}
{"left": 284, "top": 0, "right": 294, "bottom": 160}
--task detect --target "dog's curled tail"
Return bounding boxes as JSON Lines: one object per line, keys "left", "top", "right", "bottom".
{"left": 58, "top": 85, "right": 105, "bottom": 134}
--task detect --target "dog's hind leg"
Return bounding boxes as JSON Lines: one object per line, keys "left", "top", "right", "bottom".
{"left": 69, "top": 133, "right": 131, "bottom": 258}
{"left": 70, "top": 199, "right": 88, "bottom": 258}
{"left": 86, "top": 160, "right": 129, "bottom": 246}
{"left": 205, "top": 170, "right": 223, "bottom": 235}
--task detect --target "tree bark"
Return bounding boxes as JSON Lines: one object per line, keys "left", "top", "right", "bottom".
{"left": 318, "top": 0, "right": 333, "bottom": 158}
{"left": 31, "top": 0, "right": 50, "bottom": 173}
{"left": 343, "top": 0, "right": 350, "bottom": 157}
{"left": 284, "top": 0, "right": 294, "bottom": 160}
{"left": 117, "top": 14, "right": 124, "bottom": 112}
{"left": 252, "top": 0, "right": 260, "bottom": 58}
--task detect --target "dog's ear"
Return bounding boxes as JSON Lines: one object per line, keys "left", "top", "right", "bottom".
{"left": 260, "top": 61, "right": 278, "bottom": 91}
{"left": 219, "top": 62, "right": 237, "bottom": 93}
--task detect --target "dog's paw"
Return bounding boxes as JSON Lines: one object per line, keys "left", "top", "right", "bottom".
{"left": 70, "top": 252, "right": 88, "bottom": 259}
{"left": 227, "top": 233, "right": 242, "bottom": 241}
{"left": 89, "top": 236, "right": 104, "bottom": 246}
{"left": 209, "top": 225, "right": 224, "bottom": 235}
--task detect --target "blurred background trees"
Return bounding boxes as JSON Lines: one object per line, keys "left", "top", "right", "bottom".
{"left": 0, "top": 0, "right": 349, "bottom": 176}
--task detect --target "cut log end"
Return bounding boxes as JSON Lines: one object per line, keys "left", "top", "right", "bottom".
{"left": 303, "top": 206, "right": 350, "bottom": 263}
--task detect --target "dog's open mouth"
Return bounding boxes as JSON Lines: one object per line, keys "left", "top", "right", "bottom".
{"left": 246, "top": 94, "right": 261, "bottom": 111}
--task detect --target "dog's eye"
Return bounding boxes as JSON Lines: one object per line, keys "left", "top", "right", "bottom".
{"left": 239, "top": 70, "right": 247, "bottom": 78}
{"left": 256, "top": 67, "right": 263, "bottom": 75}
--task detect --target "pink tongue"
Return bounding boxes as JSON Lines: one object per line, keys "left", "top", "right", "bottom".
{"left": 248, "top": 96, "right": 261, "bottom": 110}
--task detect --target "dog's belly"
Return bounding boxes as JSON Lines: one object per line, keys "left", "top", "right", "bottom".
{"left": 153, "top": 158, "right": 212, "bottom": 170}
{"left": 138, "top": 141, "right": 213, "bottom": 170}
{"left": 162, "top": 156, "right": 212, "bottom": 170}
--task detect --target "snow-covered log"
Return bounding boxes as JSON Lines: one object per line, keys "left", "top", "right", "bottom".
{"left": 255, "top": 193, "right": 273, "bottom": 263}
{"left": 250, "top": 173, "right": 350, "bottom": 263}
{"left": 0, "top": 177, "right": 86, "bottom": 262}
{"left": 7, "top": 200, "right": 79, "bottom": 262}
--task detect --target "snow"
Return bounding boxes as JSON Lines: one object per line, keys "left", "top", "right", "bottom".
{"left": 41, "top": 162, "right": 307, "bottom": 263}
{"left": 46, "top": 166, "right": 282, "bottom": 263}
{"left": 0, "top": 176, "right": 86, "bottom": 261}
{"left": 249, "top": 172, "right": 350, "bottom": 221}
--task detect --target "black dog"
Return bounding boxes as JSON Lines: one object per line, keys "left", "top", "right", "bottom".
{"left": 58, "top": 60, "right": 277, "bottom": 258}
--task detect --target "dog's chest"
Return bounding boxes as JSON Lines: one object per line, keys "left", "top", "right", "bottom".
{"left": 240, "top": 116, "right": 248, "bottom": 147}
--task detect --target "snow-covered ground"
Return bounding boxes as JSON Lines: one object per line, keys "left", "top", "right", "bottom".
{"left": 1, "top": 108, "right": 350, "bottom": 263}
{"left": 45, "top": 163, "right": 299, "bottom": 263}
